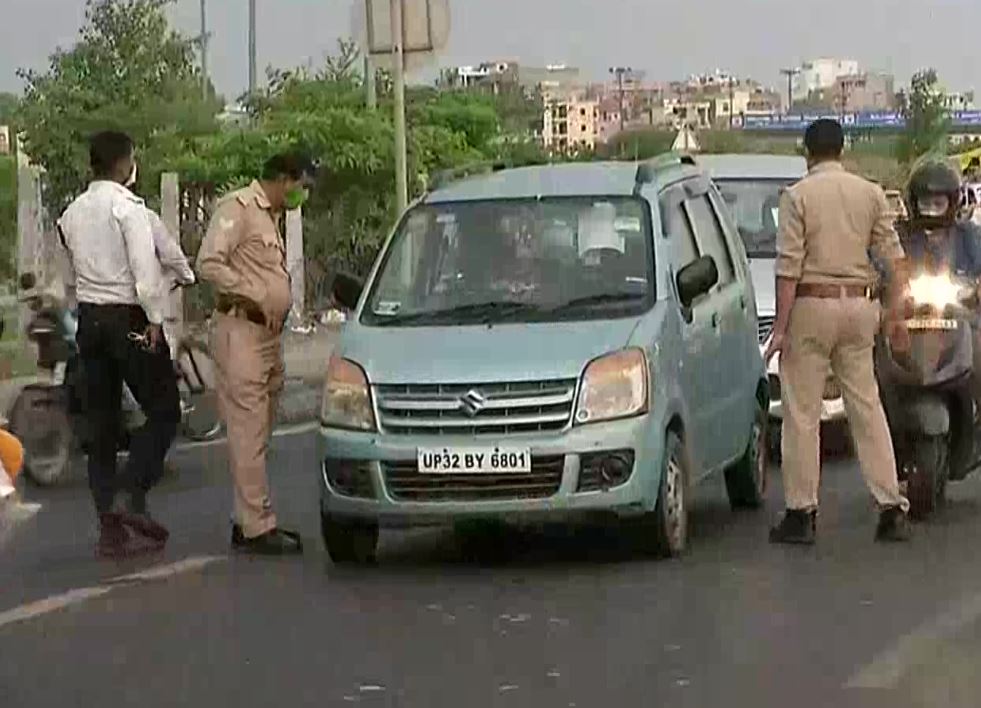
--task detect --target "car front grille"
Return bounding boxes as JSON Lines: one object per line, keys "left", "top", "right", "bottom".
{"left": 382, "top": 456, "right": 565, "bottom": 502}
{"left": 374, "top": 379, "right": 577, "bottom": 436}
{"left": 758, "top": 315, "right": 776, "bottom": 344}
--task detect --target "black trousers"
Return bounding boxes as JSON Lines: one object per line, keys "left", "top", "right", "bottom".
{"left": 76, "top": 303, "right": 181, "bottom": 514}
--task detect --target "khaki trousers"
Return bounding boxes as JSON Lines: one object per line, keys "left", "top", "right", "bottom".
{"left": 780, "top": 297, "right": 908, "bottom": 512}
{"left": 212, "top": 314, "right": 284, "bottom": 538}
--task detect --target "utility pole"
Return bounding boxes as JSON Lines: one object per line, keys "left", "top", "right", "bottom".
{"left": 780, "top": 67, "right": 800, "bottom": 114}
{"left": 391, "top": 0, "right": 408, "bottom": 213}
{"left": 363, "top": 0, "right": 376, "bottom": 109}
{"left": 728, "top": 75, "right": 735, "bottom": 129}
{"left": 610, "top": 66, "right": 631, "bottom": 136}
{"left": 198, "top": 0, "right": 210, "bottom": 100}
{"left": 248, "top": 0, "right": 257, "bottom": 96}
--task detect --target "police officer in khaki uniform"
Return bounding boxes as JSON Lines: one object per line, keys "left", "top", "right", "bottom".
{"left": 765, "top": 119, "right": 911, "bottom": 545}
{"left": 197, "top": 152, "right": 316, "bottom": 555}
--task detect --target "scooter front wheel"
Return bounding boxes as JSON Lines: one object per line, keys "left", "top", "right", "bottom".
{"left": 906, "top": 435, "right": 948, "bottom": 521}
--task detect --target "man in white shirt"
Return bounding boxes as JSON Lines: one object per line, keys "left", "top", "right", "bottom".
{"left": 58, "top": 131, "right": 181, "bottom": 559}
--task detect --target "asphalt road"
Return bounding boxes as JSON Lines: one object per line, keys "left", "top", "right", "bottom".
{"left": 4, "top": 431, "right": 981, "bottom": 707}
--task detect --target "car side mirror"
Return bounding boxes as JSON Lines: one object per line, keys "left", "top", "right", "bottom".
{"left": 331, "top": 272, "right": 364, "bottom": 311}
{"left": 676, "top": 255, "right": 719, "bottom": 308}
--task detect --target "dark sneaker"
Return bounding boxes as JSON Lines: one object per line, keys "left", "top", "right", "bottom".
{"left": 118, "top": 511, "right": 169, "bottom": 546}
{"left": 115, "top": 495, "right": 169, "bottom": 546}
{"left": 232, "top": 526, "right": 303, "bottom": 556}
{"left": 875, "top": 506, "right": 912, "bottom": 543}
{"left": 96, "top": 513, "right": 162, "bottom": 559}
{"left": 769, "top": 509, "right": 817, "bottom": 545}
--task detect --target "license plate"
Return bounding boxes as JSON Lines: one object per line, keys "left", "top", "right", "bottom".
{"left": 906, "top": 318, "right": 958, "bottom": 331}
{"left": 417, "top": 447, "right": 532, "bottom": 474}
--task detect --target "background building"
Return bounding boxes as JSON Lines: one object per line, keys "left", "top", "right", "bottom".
{"left": 543, "top": 95, "right": 598, "bottom": 152}
{"left": 834, "top": 72, "right": 896, "bottom": 112}
{"left": 438, "top": 61, "right": 582, "bottom": 98}
{"left": 792, "top": 58, "right": 860, "bottom": 103}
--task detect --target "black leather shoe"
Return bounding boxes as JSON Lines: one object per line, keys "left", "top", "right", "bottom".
{"left": 875, "top": 506, "right": 912, "bottom": 543}
{"left": 232, "top": 525, "right": 303, "bottom": 555}
{"left": 769, "top": 509, "right": 817, "bottom": 545}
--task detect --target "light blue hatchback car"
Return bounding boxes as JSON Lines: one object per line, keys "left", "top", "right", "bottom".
{"left": 319, "top": 155, "right": 769, "bottom": 563}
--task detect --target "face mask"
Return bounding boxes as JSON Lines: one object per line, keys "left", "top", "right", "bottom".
{"left": 283, "top": 186, "right": 309, "bottom": 211}
{"left": 125, "top": 163, "right": 138, "bottom": 188}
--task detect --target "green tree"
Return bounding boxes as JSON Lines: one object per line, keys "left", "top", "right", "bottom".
{"left": 15, "top": 0, "right": 220, "bottom": 212}
{"left": 0, "top": 93, "right": 19, "bottom": 126}
{"left": 897, "top": 69, "right": 950, "bottom": 167}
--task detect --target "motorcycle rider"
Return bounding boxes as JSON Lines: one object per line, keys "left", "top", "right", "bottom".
{"left": 904, "top": 160, "right": 981, "bottom": 409}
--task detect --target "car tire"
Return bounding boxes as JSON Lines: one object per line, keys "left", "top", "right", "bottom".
{"left": 768, "top": 424, "right": 782, "bottom": 466}
{"left": 320, "top": 512, "right": 379, "bottom": 565}
{"left": 639, "top": 431, "right": 689, "bottom": 559}
{"left": 725, "top": 402, "right": 768, "bottom": 510}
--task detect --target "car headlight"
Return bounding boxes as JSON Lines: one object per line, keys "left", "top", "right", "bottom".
{"left": 575, "top": 348, "right": 648, "bottom": 425}
{"left": 321, "top": 356, "right": 376, "bottom": 431}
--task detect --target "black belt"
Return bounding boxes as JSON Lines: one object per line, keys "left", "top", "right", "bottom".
{"left": 217, "top": 303, "right": 267, "bottom": 327}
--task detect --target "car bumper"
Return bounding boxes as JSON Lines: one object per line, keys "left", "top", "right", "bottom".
{"left": 318, "top": 416, "right": 663, "bottom": 528}
{"left": 768, "top": 396, "right": 846, "bottom": 422}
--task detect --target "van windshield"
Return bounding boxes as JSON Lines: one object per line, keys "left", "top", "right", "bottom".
{"left": 715, "top": 178, "right": 796, "bottom": 258}
{"left": 362, "top": 197, "right": 654, "bottom": 327}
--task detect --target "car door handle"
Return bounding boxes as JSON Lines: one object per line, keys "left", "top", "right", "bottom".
{"left": 711, "top": 313, "right": 719, "bottom": 329}
{"left": 739, "top": 294, "right": 747, "bottom": 310}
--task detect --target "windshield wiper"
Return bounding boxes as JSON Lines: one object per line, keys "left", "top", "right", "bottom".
{"left": 547, "top": 292, "right": 647, "bottom": 314}
{"left": 373, "top": 300, "right": 541, "bottom": 326}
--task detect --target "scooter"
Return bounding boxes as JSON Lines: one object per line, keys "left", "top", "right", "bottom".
{"left": 876, "top": 269, "right": 981, "bottom": 519}
{"left": 8, "top": 281, "right": 220, "bottom": 487}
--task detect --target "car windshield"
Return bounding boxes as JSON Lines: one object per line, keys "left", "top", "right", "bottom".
{"left": 715, "top": 178, "right": 796, "bottom": 258}
{"left": 362, "top": 197, "right": 654, "bottom": 326}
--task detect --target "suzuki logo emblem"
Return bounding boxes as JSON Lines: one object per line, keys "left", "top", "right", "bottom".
{"left": 459, "top": 389, "right": 486, "bottom": 417}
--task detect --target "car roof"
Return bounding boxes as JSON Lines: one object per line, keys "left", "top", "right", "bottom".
{"left": 423, "top": 160, "right": 700, "bottom": 204}
{"left": 695, "top": 154, "right": 807, "bottom": 180}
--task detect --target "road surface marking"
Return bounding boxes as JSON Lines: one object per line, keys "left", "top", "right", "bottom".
{"left": 0, "top": 555, "right": 226, "bottom": 631}
{"left": 846, "top": 590, "right": 981, "bottom": 689}
{"left": 107, "top": 555, "right": 225, "bottom": 584}
{"left": 0, "top": 587, "right": 113, "bottom": 629}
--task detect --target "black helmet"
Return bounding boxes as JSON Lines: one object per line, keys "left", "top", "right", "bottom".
{"left": 908, "top": 161, "right": 961, "bottom": 228}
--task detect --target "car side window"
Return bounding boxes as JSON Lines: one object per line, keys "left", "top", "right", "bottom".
{"left": 659, "top": 187, "right": 700, "bottom": 269}
{"left": 685, "top": 195, "right": 735, "bottom": 286}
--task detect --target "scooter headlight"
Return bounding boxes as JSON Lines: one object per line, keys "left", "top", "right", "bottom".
{"left": 908, "top": 274, "right": 961, "bottom": 310}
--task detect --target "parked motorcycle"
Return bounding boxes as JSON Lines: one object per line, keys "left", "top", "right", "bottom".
{"left": 876, "top": 270, "right": 981, "bottom": 519}
{"left": 8, "top": 279, "right": 220, "bottom": 487}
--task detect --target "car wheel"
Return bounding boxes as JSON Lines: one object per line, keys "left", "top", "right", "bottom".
{"left": 768, "top": 423, "right": 782, "bottom": 466}
{"left": 320, "top": 512, "right": 378, "bottom": 565}
{"left": 725, "top": 402, "right": 768, "bottom": 510}
{"left": 639, "top": 431, "right": 689, "bottom": 558}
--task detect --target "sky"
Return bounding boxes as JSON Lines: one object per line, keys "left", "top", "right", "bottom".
{"left": 1, "top": 0, "right": 979, "bottom": 100}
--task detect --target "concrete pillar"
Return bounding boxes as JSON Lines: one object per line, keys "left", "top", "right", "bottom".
{"left": 285, "top": 206, "right": 305, "bottom": 325}
{"left": 160, "top": 172, "right": 182, "bottom": 355}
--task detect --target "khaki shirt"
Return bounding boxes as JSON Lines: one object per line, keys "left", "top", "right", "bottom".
{"left": 776, "top": 162, "right": 904, "bottom": 285}
{"left": 197, "top": 181, "right": 291, "bottom": 322}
